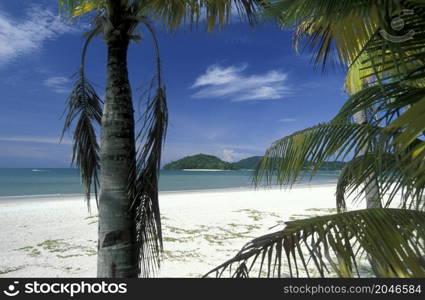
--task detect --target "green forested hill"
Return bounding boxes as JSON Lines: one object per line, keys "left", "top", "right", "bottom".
{"left": 232, "top": 156, "right": 262, "bottom": 169}
{"left": 163, "top": 154, "right": 346, "bottom": 171}
{"left": 230, "top": 156, "right": 346, "bottom": 170}
{"left": 163, "top": 154, "right": 236, "bottom": 170}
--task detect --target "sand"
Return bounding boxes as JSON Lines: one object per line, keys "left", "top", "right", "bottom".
{"left": 0, "top": 185, "right": 357, "bottom": 278}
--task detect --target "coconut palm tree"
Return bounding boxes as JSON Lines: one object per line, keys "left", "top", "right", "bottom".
{"left": 206, "top": 0, "right": 425, "bottom": 277}
{"left": 59, "top": 0, "right": 263, "bottom": 277}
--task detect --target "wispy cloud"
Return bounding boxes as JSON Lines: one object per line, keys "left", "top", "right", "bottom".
{"left": 44, "top": 76, "right": 71, "bottom": 94}
{"left": 0, "top": 136, "right": 71, "bottom": 145}
{"left": 221, "top": 149, "right": 249, "bottom": 162}
{"left": 0, "top": 6, "right": 76, "bottom": 66}
{"left": 191, "top": 64, "right": 291, "bottom": 101}
{"left": 278, "top": 118, "right": 297, "bottom": 123}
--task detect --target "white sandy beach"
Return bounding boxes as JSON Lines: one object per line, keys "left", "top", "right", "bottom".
{"left": 0, "top": 185, "right": 357, "bottom": 278}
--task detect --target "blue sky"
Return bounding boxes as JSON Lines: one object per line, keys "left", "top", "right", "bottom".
{"left": 0, "top": 1, "right": 348, "bottom": 167}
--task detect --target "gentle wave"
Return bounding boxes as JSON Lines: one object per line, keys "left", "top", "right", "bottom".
{"left": 0, "top": 168, "right": 339, "bottom": 198}
{"left": 0, "top": 193, "right": 85, "bottom": 200}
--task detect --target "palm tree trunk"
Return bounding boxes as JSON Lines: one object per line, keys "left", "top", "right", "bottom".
{"left": 97, "top": 30, "right": 138, "bottom": 277}
{"left": 353, "top": 110, "right": 382, "bottom": 209}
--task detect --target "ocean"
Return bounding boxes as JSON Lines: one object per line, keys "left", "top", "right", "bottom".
{"left": 0, "top": 168, "right": 339, "bottom": 198}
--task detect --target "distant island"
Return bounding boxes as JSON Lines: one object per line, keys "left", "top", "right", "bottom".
{"left": 232, "top": 156, "right": 263, "bottom": 170}
{"left": 163, "top": 154, "right": 238, "bottom": 170}
{"left": 163, "top": 154, "right": 345, "bottom": 171}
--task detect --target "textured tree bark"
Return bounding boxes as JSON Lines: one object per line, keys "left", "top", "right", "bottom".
{"left": 353, "top": 110, "right": 382, "bottom": 209}
{"left": 97, "top": 26, "right": 138, "bottom": 277}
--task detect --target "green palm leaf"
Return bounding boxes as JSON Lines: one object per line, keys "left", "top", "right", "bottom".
{"left": 265, "top": 0, "right": 425, "bottom": 69}
{"left": 334, "top": 83, "right": 425, "bottom": 124}
{"left": 244, "top": 0, "right": 425, "bottom": 281}
{"left": 60, "top": 0, "right": 262, "bottom": 30}
{"left": 205, "top": 208, "right": 425, "bottom": 278}
{"left": 61, "top": 30, "right": 103, "bottom": 211}
{"left": 332, "top": 82, "right": 425, "bottom": 192}
{"left": 254, "top": 122, "right": 384, "bottom": 187}
{"left": 336, "top": 152, "right": 424, "bottom": 212}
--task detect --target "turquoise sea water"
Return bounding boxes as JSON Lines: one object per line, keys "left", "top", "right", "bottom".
{"left": 0, "top": 168, "right": 339, "bottom": 197}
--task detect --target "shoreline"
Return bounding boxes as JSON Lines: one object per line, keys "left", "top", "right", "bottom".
{"left": 0, "top": 181, "right": 337, "bottom": 203}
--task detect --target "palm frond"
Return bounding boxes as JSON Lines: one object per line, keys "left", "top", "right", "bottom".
{"left": 61, "top": 29, "right": 102, "bottom": 211}
{"left": 59, "top": 0, "right": 107, "bottom": 16}
{"left": 345, "top": 53, "right": 376, "bottom": 95}
{"left": 265, "top": 0, "right": 382, "bottom": 68}
{"left": 254, "top": 122, "right": 384, "bottom": 187}
{"left": 265, "top": 0, "right": 425, "bottom": 69}
{"left": 142, "top": 0, "right": 262, "bottom": 30}
{"left": 333, "top": 79, "right": 425, "bottom": 191}
{"left": 128, "top": 21, "right": 168, "bottom": 277}
{"left": 205, "top": 208, "right": 425, "bottom": 278}
{"left": 334, "top": 83, "right": 425, "bottom": 124}
{"left": 336, "top": 153, "right": 383, "bottom": 212}
{"left": 391, "top": 102, "right": 425, "bottom": 189}
{"left": 336, "top": 152, "right": 425, "bottom": 212}
{"left": 345, "top": 12, "right": 425, "bottom": 91}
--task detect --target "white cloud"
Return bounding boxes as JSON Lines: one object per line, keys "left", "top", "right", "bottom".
{"left": 191, "top": 64, "right": 291, "bottom": 101}
{"left": 221, "top": 149, "right": 249, "bottom": 162}
{"left": 162, "top": 140, "right": 265, "bottom": 166}
{"left": 0, "top": 6, "right": 75, "bottom": 66}
{"left": 193, "top": 64, "right": 246, "bottom": 87}
{"left": 44, "top": 76, "right": 71, "bottom": 94}
{"left": 279, "top": 118, "right": 296, "bottom": 123}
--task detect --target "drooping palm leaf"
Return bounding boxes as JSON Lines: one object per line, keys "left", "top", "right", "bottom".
{"left": 205, "top": 208, "right": 425, "bottom": 278}
{"left": 128, "top": 21, "right": 168, "bottom": 277}
{"left": 61, "top": 29, "right": 103, "bottom": 211}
